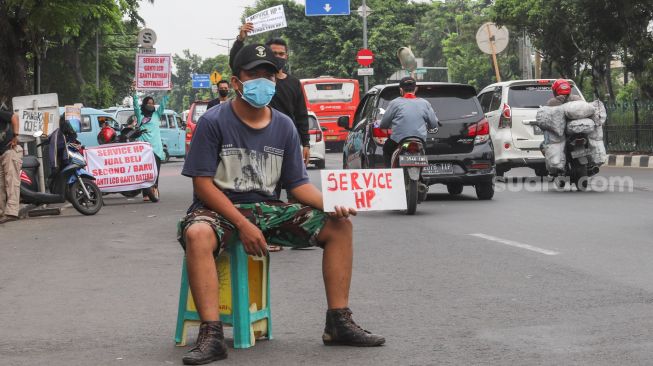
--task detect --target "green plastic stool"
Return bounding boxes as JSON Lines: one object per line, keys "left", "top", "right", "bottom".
{"left": 174, "top": 239, "right": 272, "bottom": 349}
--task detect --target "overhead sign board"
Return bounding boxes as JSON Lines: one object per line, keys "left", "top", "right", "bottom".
{"left": 192, "top": 74, "right": 211, "bottom": 89}
{"left": 135, "top": 54, "right": 172, "bottom": 90}
{"left": 321, "top": 169, "right": 407, "bottom": 212}
{"left": 306, "top": 0, "right": 350, "bottom": 16}
{"left": 245, "top": 5, "right": 288, "bottom": 36}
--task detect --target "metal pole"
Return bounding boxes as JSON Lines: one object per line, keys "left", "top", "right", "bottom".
{"left": 32, "top": 100, "right": 46, "bottom": 194}
{"left": 37, "top": 55, "right": 41, "bottom": 94}
{"left": 362, "top": 0, "right": 369, "bottom": 93}
{"left": 96, "top": 22, "right": 100, "bottom": 90}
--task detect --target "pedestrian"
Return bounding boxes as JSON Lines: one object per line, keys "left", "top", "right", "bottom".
{"left": 0, "top": 110, "right": 22, "bottom": 224}
{"left": 231, "top": 23, "right": 311, "bottom": 252}
{"left": 207, "top": 80, "right": 231, "bottom": 109}
{"left": 131, "top": 85, "right": 169, "bottom": 202}
{"left": 177, "top": 44, "right": 385, "bottom": 365}
{"left": 379, "top": 77, "right": 439, "bottom": 168}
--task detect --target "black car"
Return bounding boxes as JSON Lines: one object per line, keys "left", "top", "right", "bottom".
{"left": 338, "top": 82, "right": 496, "bottom": 200}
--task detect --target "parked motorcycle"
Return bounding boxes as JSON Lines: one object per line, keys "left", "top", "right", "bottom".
{"left": 96, "top": 126, "right": 159, "bottom": 202}
{"left": 391, "top": 137, "right": 428, "bottom": 215}
{"left": 20, "top": 136, "right": 103, "bottom": 216}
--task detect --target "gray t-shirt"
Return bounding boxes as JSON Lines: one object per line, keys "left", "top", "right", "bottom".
{"left": 182, "top": 102, "right": 308, "bottom": 210}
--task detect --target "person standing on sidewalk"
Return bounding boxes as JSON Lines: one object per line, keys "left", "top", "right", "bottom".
{"left": 0, "top": 110, "right": 22, "bottom": 224}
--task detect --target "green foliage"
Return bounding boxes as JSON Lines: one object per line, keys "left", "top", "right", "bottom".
{"left": 168, "top": 51, "right": 231, "bottom": 112}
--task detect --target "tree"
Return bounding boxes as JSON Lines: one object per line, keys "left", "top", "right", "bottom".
{"left": 168, "top": 51, "right": 230, "bottom": 112}
{"left": 0, "top": 0, "right": 150, "bottom": 107}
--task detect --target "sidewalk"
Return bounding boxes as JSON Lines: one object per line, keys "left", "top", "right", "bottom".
{"left": 606, "top": 154, "right": 653, "bottom": 168}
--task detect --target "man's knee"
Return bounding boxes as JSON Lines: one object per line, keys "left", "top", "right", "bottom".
{"left": 185, "top": 223, "right": 218, "bottom": 254}
{"left": 321, "top": 218, "right": 353, "bottom": 243}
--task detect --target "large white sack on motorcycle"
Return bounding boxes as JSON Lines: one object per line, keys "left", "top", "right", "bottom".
{"left": 564, "top": 101, "right": 596, "bottom": 119}
{"left": 588, "top": 124, "right": 603, "bottom": 141}
{"left": 591, "top": 100, "right": 607, "bottom": 126}
{"left": 544, "top": 141, "right": 566, "bottom": 173}
{"left": 566, "top": 118, "right": 595, "bottom": 135}
{"left": 535, "top": 106, "right": 566, "bottom": 138}
{"left": 588, "top": 139, "right": 607, "bottom": 166}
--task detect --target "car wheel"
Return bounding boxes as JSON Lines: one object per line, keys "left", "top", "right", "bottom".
{"left": 163, "top": 148, "right": 170, "bottom": 163}
{"left": 475, "top": 181, "right": 494, "bottom": 200}
{"left": 316, "top": 159, "right": 326, "bottom": 169}
{"left": 496, "top": 166, "right": 508, "bottom": 177}
{"left": 446, "top": 183, "right": 464, "bottom": 195}
{"left": 534, "top": 165, "right": 548, "bottom": 177}
{"left": 342, "top": 155, "right": 348, "bottom": 169}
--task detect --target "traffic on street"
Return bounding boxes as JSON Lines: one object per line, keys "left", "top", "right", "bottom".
{"left": 1, "top": 1, "right": 652, "bottom": 365}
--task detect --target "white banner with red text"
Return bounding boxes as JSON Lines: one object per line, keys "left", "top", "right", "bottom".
{"left": 84, "top": 142, "right": 158, "bottom": 193}
{"left": 320, "top": 169, "right": 407, "bottom": 212}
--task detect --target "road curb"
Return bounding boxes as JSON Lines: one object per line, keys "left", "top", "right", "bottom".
{"left": 606, "top": 154, "right": 653, "bottom": 169}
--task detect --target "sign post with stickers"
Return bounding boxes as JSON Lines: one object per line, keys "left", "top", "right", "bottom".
{"left": 12, "top": 93, "right": 60, "bottom": 193}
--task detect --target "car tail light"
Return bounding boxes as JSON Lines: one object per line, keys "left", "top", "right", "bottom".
{"left": 20, "top": 171, "right": 32, "bottom": 185}
{"left": 498, "top": 103, "right": 512, "bottom": 128}
{"left": 372, "top": 127, "right": 391, "bottom": 145}
{"left": 309, "top": 129, "right": 323, "bottom": 143}
{"left": 185, "top": 127, "right": 192, "bottom": 140}
{"left": 467, "top": 118, "right": 490, "bottom": 144}
{"left": 537, "top": 79, "right": 550, "bottom": 84}
{"left": 469, "top": 162, "right": 491, "bottom": 170}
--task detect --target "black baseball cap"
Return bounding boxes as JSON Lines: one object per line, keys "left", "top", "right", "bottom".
{"left": 232, "top": 44, "right": 279, "bottom": 75}
{"left": 399, "top": 76, "right": 416, "bottom": 89}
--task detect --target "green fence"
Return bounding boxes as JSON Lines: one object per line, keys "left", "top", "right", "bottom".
{"left": 604, "top": 100, "right": 653, "bottom": 153}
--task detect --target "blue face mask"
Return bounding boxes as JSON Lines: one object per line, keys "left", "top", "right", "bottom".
{"left": 237, "top": 78, "right": 276, "bottom": 109}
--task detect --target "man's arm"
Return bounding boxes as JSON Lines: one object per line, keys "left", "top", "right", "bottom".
{"left": 10, "top": 113, "right": 19, "bottom": 147}
{"left": 229, "top": 23, "right": 253, "bottom": 70}
{"left": 425, "top": 102, "right": 439, "bottom": 129}
{"left": 290, "top": 183, "right": 356, "bottom": 218}
{"left": 193, "top": 177, "right": 268, "bottom": 256}
{"left": 379, "top": 101, "right": 397, "bottom": 129}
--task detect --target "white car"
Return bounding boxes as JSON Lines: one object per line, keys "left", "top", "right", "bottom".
{"left": 308, "top": 111, "right": 326, "bottom": 169}
{"left": 477, "top": 79, "right": 585, "bottom": 176}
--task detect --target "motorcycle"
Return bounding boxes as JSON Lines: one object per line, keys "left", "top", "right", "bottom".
{"left": 555, "top": 134, "right": 599, "bottom": 191}
{"left": 391, "top": 137, "right": 428, "bottom": 215}
{"left": 96, "top": 125, "right": 159, "bottom": 202}
{"left": 20, "top": 137, "right": 103, "bottom": 216}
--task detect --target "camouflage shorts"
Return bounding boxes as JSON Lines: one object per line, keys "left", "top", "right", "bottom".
{"left": 177, "top": 201, "right": 329, "bottom": 257}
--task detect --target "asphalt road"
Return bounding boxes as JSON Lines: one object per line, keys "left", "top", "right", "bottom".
{"left": 1, "top": 153, "right": 652, "bottom": 366}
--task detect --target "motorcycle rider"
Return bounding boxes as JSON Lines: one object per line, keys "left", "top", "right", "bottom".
{"left": 540, "top": 79, "right": 582, "bottom": 149}
{"left": 379, "top": 77, "right": 438, "bottom": 168}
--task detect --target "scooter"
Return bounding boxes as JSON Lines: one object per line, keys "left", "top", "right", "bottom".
{"left": 391, "top": 137, "right": 428, "bottom": 215}
{"left": 96, "top": 125, "right": 159, "bottom": 202}
{"left": 555, "top": 134, "right": 599, "bottom": 191}
{"left": 20, "top": 135, "right": 103, "bottom": 216}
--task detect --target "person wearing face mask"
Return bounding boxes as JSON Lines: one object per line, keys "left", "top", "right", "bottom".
{"left": 207, "top": 80, "right": 232, "bottom": 109}
{"left": 178, "top": 43, "right": 385, "bottom": 365}
{"left": 131, "top": 87, "right": 169, "bottom": 202}
{"left": 230, "top": 23, "right": 310, "bottom": 165}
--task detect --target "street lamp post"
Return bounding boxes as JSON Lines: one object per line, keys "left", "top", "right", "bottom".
{"left": 362, "top": 0, "right": 369, "bottom": 93}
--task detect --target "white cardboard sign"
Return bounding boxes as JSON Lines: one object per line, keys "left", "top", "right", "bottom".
{"left": 84, "top": 142, "right": 158, "bottom": 193}
{"left": 135, "top": 54, "right": 172, "bottom": 90}
{"left": 245, "top": 5, "right": 288, "bottom": 36}
{"left": 16, "top": 110, "right": 56, "bottom": 136}
{"left": 12, "top": 93, "right": 59, "bottom": 138}
{"left": 321, "top": 169, "right": 407, "bottom": 212}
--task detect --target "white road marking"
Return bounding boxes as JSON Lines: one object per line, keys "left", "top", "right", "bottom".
{"left": 468, "top": 233, "right": 560, "bottom": 256}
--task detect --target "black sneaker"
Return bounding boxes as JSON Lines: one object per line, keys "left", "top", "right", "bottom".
{"left": 322, "top": 308, "right": 385, "bottom": 347}
{"left": 183, "top": 321, "right": 228, "bottom": 365}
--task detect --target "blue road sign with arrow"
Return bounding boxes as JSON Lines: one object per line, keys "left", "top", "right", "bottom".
{"left": 305, "top": 0, "right": 350, "bottom": 16}
{"left": 192, "top": 74, "right": 211, "bottom": 89}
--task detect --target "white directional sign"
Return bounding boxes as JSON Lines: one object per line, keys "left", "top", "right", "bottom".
{"left": 357, "top": 68, "right": 374, "bottom": 76}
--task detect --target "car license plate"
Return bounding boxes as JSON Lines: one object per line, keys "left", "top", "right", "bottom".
{"left": 533, "top": 125, "right": 543, "bottom": 135}
{"left": 399, "top": 155, "right": 428, "bottom": 167}
{"left": 422, "top": 163, "right": 454, "bottom": 175}
{"left": 571, "top": 148, "right": 589, "bottom": 158}
{"left": 326, "top": 136, "right": 338, "bottom": 141}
